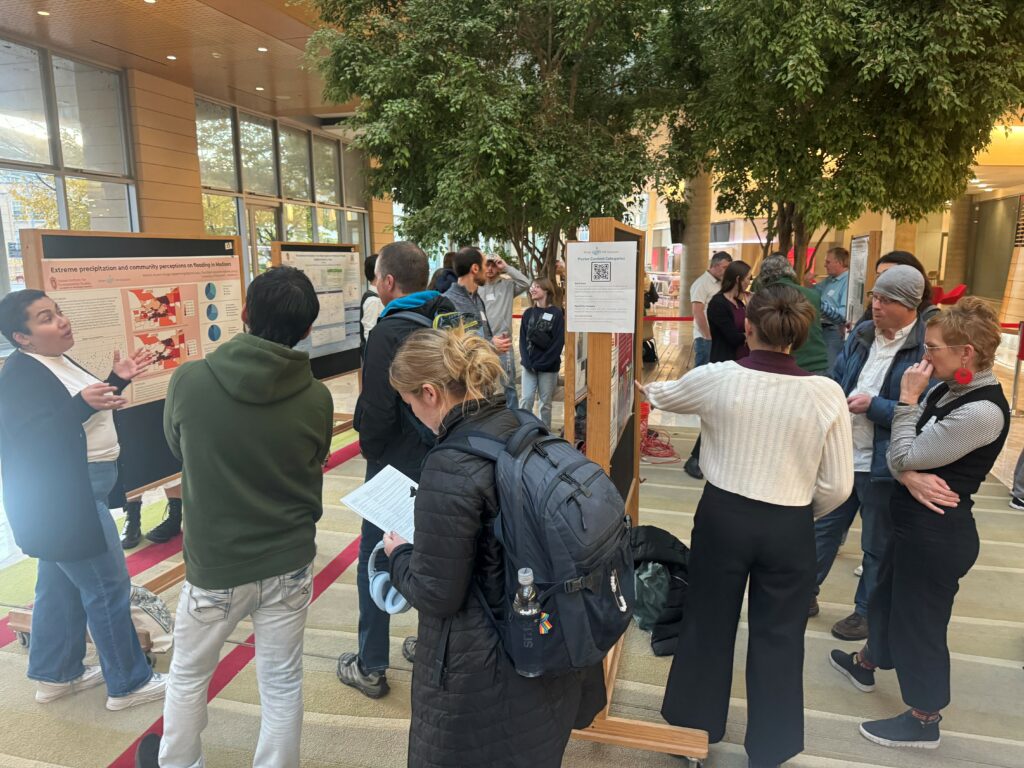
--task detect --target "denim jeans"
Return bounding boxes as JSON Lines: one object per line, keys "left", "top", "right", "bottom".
{"left": 693, "top": 337, "right": 712, "bottom": 368}
{"left": 822, "top": 324, "right": 844, "bottom": 372}
{"left": 356, "top": 517, "right": 390, "bottom": 673}
{"left": 521, "top": 368, "right": 558, "bottom": 428}
{"left": 27, "top": 460, "right": 153, "bottom": 697}
{"left": 501, "top": 350, "right": 518, "bottom": 410}
{"left": 159, "top": 562, "right": 314, "bottom": 768}
{"left": 814, "top": 471, "right": 894, "bottom": 616}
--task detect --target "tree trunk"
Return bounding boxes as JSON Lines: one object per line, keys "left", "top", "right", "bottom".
{"left": 793, "top": 208, "right": 808, "bottom": 284}
{"left": 776, "top": 201, "right": 795, "bottom": 257}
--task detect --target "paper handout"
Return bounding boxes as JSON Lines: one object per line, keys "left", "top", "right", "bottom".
{"left": 340, "top": 465, "right": 418, "bottom": 543}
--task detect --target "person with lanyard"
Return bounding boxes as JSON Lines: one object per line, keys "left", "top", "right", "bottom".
{"left": 479, "top": 253, "right": 530, "bottom": 408}
{"left": 829, "top": 297, "right": 1007, "bottom": 750}
{"left": 638, "top": 283, "right": 853, "bottom": 768}
{"left": 0, "top": 289, "right": 165, "bottom": 711}
{"left": 519, "top": 277, "right": 564, "bottom": 427}
{"left": 442, "top": 246, "right": 513, "bottom": 360}
{"left": 816, "top": 246, "right": 850, "bottom": 369}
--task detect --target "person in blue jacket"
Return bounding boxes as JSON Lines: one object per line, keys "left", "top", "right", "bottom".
{"left": 519, "top": 277, "right": 564, "bottom": 427}
{"left": 813, "top": 266, "right": 934, "bottom": 643}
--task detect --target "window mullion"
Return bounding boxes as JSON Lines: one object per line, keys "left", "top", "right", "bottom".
{"left": 55, "top": 175, "right": 70, "bottom": 229}
{"left": 38, "top": 46, "right": 64, "bottom": 171}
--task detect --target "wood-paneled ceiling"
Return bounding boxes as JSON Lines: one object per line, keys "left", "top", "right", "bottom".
{"left": 0, "top": 0, "right": 356, "bottom": 118}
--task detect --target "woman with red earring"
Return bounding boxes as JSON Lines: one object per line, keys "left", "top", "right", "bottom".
{"left": 828, "top": 297, "right": 1007, "bottom": 749}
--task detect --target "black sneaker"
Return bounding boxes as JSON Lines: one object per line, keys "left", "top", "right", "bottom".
{"left": 402, "top": 636, "right": 417, "bottom": 664}
{"left": 860, "top": 709, "right": 941, "bottom": 749}
{"left": 145, "top": 505, "right": 181, "bottom": 544}
{"left": 336, "top": 652, "right": 390, "bottom": 699}
{"left": 1010, "top": 496, "right": 1024, "bottom": 511}
{"left": 135, "top": 732, "right": 160, "bottom": 767}
{"left": 808, "top": 596, "right": 820, "bottom": 617}
{"left": 683, "top": 456, "right": 703, "bottom": 480}
{"left": 831, "top": 611, "right": 868, "bottom": 641}
{"left": 829, "top": 649, "right": 875, "bottom": 692}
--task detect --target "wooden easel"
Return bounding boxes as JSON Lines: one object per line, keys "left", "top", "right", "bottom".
{"left": 566, "top": 218, "right": 708, "bottom": 764}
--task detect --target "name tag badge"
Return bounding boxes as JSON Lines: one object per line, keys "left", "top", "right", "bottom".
{"left": 542, "top": 312, "right": 553, "bottom": 321}
{"left": 486, "top": 294, "right": 496, "bottom": 301}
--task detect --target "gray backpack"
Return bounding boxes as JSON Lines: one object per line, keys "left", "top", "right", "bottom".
{"left": 442, "top": 409, "right": 634, "bottom": 677}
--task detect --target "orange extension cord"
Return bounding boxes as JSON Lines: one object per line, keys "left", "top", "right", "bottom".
{"left": 639, "top": 401, "right": 681, "bottom": 464}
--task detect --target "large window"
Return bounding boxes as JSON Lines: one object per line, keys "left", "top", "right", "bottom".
{"left": 343, "top": 144, "right": 368, "bottom": 209}
{"left": 0, "top": 38, "right": 135, "bottom": 300}
{"left": 202, "top": 193, "right": 240, "bottom": 236}
{"left": 239, "top": 113, "right": 277, "bottom": 197}
{"left": 313, "top": 136, "right": 340, "bottom": 205}
{"left": 196, "top": 100, "right": 237, "bottom": 191}
{"left": 279, "top": 126, "right": 310, "bottom": 200}
{"left": 284, "top": 203, "right": 313, "bottom": 242}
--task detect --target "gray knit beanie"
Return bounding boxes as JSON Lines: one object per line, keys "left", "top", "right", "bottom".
{"left": 872, "top": 265, "right": 924, "bottom": 309}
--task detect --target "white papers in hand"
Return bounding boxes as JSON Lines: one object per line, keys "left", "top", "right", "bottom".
{"left": 341, "top": 465, "right": 417, "bottom": 543}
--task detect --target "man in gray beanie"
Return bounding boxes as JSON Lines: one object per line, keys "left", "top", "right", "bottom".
{"left": 813, "top": 263, "right": 932, "bottom": 641}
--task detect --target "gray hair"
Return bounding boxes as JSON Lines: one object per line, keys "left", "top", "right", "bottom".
{"left": 758, "top": 253, "right": 796, "bottom": 285}
{"left": 710, "top": 251, "right": 732, "bottom": 267}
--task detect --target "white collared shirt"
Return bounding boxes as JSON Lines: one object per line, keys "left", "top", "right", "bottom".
{"left": 850, "top": 319, "right": 918, "bottom": 471}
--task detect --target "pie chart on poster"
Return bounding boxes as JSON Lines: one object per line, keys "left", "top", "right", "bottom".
{"left": 206, "top": 304, "right": 219, "bottom": 321}
{"left": 205, "top": 283, "right": 217, "bottom": 300}
{"left": 208, "top": 325, "right": 221, "bottom": 342}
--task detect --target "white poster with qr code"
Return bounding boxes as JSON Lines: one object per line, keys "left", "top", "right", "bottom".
{"left": 566, "top": 240, "right": 637, "bottom": 333}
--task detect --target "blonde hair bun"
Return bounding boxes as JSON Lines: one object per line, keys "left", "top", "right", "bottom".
{"left": 390, "top": 326, "right": 505, "bottom": 404}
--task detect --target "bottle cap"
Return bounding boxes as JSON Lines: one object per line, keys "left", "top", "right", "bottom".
{"left": 517, "top": 567, "right": 534, "bottom": 586}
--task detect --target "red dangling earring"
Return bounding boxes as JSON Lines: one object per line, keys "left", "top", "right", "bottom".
{"left": 954, "top": 358, "right": 973, "bottom": 386}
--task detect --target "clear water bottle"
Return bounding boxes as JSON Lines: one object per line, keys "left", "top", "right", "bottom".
{"left": 512, "top": 567, "right": 543, "bottom": 677}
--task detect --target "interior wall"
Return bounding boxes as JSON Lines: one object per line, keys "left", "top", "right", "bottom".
{"left": 967, "top": 195, "right": 1021, "bottom": 302}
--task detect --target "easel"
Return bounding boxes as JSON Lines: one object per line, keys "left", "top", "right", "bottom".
{"left": 567, "top": 218, "right": 708, "bottom": 764}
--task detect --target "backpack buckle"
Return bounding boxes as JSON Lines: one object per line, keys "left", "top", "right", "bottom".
{"left": 564, "top": 572, "right": 599, "bottom": 594}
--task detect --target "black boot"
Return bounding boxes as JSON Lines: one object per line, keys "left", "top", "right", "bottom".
{"left": 120, "top": 501, "right": 142, "bottom": 549}
{"left": 145, "top": 499, "right": 182, "bottom": 543}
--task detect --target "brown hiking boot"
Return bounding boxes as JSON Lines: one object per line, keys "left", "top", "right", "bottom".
{"left": 831, "top": 611, "right": 868, "bottom": 641}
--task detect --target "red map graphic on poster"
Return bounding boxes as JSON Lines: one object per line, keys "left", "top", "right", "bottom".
{"left": 128, "top": 287, "right": 182, "bottom": 328}
{"left": 135, "top": 330, "right": 186, "bottom": 370}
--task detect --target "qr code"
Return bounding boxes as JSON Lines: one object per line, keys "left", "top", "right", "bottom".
{"left": 591, "top": 262, "right": 612, "bottom": 282}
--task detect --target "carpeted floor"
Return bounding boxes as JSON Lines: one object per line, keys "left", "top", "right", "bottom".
{"left": 0, "top": 426, "right": 1022, "bottom": 767}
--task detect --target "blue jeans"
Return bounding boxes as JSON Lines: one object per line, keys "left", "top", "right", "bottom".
{"left": 356, "top": 494, "right": 390, "bottom": 673}
{"left": 822, "top": 324, "right": 844, "bottom": 372}
{"left": 27, "top": 461, "right": 153, "bottom": 696}
{"left": 694, "top": 337, "right": 711, "bottom": 368}
{"left": 501, "top": 351, "right": 518, "bottom": 410}
{"left": 521, "top": 368, "right": 558, "bottom": 427}
{"left": 814, "top": 471, "right": 894, "bottom": 616}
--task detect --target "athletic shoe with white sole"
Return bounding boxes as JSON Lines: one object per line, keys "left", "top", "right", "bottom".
{"left": 35, "top": 665, "right": 105, "bottom": 703}
{"left": 829, "top": 649, "right": 875, "bottom": 692}
{"left": 1009, "top": 496, "right": 1024, "bottom": 511}
{"left": 860, "top": 710, "right": 941, "bottom": 749}
{"left": 106, "top": 672, "right": 167, "bottom": 711}
{"left": 854, "top": 564, "right": 863, "bottom": 576}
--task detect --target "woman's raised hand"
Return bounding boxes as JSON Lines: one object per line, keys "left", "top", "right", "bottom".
{"left": 112, "top": 348, "right": 154, "bottom": 382}
{"left": 80, "top": 383, "right": 127, "bottom": 411}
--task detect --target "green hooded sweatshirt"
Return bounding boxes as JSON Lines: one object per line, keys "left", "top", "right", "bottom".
{"left": 163, "top": 333, "right": 334, "bottom": 589}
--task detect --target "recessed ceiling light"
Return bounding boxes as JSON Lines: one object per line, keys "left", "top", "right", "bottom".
{"left": 255, "top": 86, "right": 265, "bottom": 91}
{"left": 37, "top": 9, "right": 50, "bottom": 15}
{"left": 212, "top": 52, "right": 222, "bottom": 59}
{"left": 166, "top": 55, "right": 177, "bottom": 61}
{"left": 144, "top": 0, "right": 156, "bottom": 4}
{"left": 257, "top": 47, "right": 269, "bottom": 53}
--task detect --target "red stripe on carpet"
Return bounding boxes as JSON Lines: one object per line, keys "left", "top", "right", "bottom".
{"left": 107, "top": 536, "right": 362, "bottom": 768}
{"left": 0, "top": 440, "right": 361, "bottom": 651}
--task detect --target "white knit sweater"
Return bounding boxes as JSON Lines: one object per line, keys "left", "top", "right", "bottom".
{"left": 647, "top": 361, "right": 854, "bottom": 518}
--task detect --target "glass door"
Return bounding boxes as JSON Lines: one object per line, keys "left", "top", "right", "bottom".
{"left": 247, "top": 205, "right": 280, "bottom": 278}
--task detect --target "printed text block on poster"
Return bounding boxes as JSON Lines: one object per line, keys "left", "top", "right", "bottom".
{"left": 566, "top": 241, "right": 637, "bottom": 334}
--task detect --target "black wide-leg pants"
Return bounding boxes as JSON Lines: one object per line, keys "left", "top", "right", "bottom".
{"left": 661, "top": 484, "right": 816, "bottom": 765}
{"left": 865, "top": 493, "right": 979, "bottom": 712}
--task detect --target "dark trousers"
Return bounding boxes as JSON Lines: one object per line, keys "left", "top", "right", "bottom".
{"left": 356, "top": 462, "right": 391, "bottom": 673}
{"left": 662, "top": 484, "right": 816, "bottom": 765}
{"left": 865, "top": 493, "right": 979, "bottom": 712}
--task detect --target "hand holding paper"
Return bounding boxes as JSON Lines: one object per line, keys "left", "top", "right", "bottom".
{"left": 341, "top": 465, "right": 417, "bottom": 544}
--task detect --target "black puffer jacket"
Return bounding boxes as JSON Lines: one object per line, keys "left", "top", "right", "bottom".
{"left": 389, "top": 400, "right": 606, "bottom": 768}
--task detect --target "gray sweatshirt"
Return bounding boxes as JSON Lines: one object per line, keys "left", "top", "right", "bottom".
{"left": 478, "top": 266, "right": 530, "bottom": 337}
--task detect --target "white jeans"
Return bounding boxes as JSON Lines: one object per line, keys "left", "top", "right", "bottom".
{"left": 159, "top": 562, "right": 314, "bottom": 768}
{"left": 521, "top": 368, "right": 558, "bottom": 427}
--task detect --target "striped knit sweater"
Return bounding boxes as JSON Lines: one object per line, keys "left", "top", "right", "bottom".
{"left": 647, "top": 360, "right": 854, "bottom": 518}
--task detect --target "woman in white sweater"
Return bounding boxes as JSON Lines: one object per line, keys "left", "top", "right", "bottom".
{"left": 638, "top": 283, "right": 853, "bottom": 768}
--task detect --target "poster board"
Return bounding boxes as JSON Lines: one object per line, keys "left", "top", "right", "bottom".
{"left": 271, "top": 242, "right": 366, "bottom": 380}
{"left": 847, "top": 232, "right": 882, "bottom": 324}
{"left": 21, "top": 230, "right": 245, "bottom": 494}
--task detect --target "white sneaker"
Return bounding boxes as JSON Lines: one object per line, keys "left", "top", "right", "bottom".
{"left": 854, "top": 565, "right": 864, "bottom": 577}
{"left": 35, "top": 665, "right": 105, "bottom": 703}
{"left": 106, "top": 672, "right": 167, "bottom": 711}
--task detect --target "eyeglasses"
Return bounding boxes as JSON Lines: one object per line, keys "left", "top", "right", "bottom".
{"left": 868, "top": 292, "right": 897, "bottom": 306}
{"left": 924, "top": 344, "right": 966, "bottom": 353}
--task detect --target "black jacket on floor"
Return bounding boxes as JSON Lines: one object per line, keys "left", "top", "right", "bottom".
{"left": 354, "top": 292, "right": 454, "bottom": 480}
{"left": 389, "top": 400, "right": 606, "bottom": 768}
{"left": 631, "top": 525, "right": 690, "bottom": 656}
{"left": 0, "top": 350, "right": 129, "bottom": 561}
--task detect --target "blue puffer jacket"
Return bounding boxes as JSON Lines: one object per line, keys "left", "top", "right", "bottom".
{"left": 830, "top": 318, "right": 931, "bottom": 480}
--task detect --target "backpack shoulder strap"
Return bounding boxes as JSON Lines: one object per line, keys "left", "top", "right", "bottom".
{"left": 387, "top": 310, "right": 433, "bottom": 328}
{"left": 437, "top": 430, "right": 507, "bottom": 462}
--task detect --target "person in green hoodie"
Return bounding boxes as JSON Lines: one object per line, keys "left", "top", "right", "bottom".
{"left": 137, "top": 266, "right": 334, "bottom": 768}
{"left": 755, "top": 253, "right": 831, "bottom": 375}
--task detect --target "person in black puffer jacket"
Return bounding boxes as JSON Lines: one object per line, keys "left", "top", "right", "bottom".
{"left": 383, "top": 327, "right": 605, "bottom": 768}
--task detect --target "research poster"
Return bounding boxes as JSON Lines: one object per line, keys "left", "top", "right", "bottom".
{"left": 566, "top": 240, "right": 638, "bottom": 334}
{"left": 278, "top": 249, "right": 363, "bottom": 358}
{"left": 848, "top": 235, "right": 870, "bottom": 325}
{"left": 42, "top": 255, "right": 244, "bottom": 406}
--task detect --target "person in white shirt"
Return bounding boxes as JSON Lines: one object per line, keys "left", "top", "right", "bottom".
{"left": 0, "top": 289, "right": 167, "bottom": 711}
{"left": 684, "top": 251, "right": 732, "bottom": 479}
{"left": 639, "top": 282, "right": 853, "bottom": 767}
{"left": 812, "top": 265, "right": 930, "bottom": 642}
{"left": 479, "top": 254, "right": 530, "bottom": 408}
{"left": 360, "top": 254, "right": 384, "bottom": 358}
